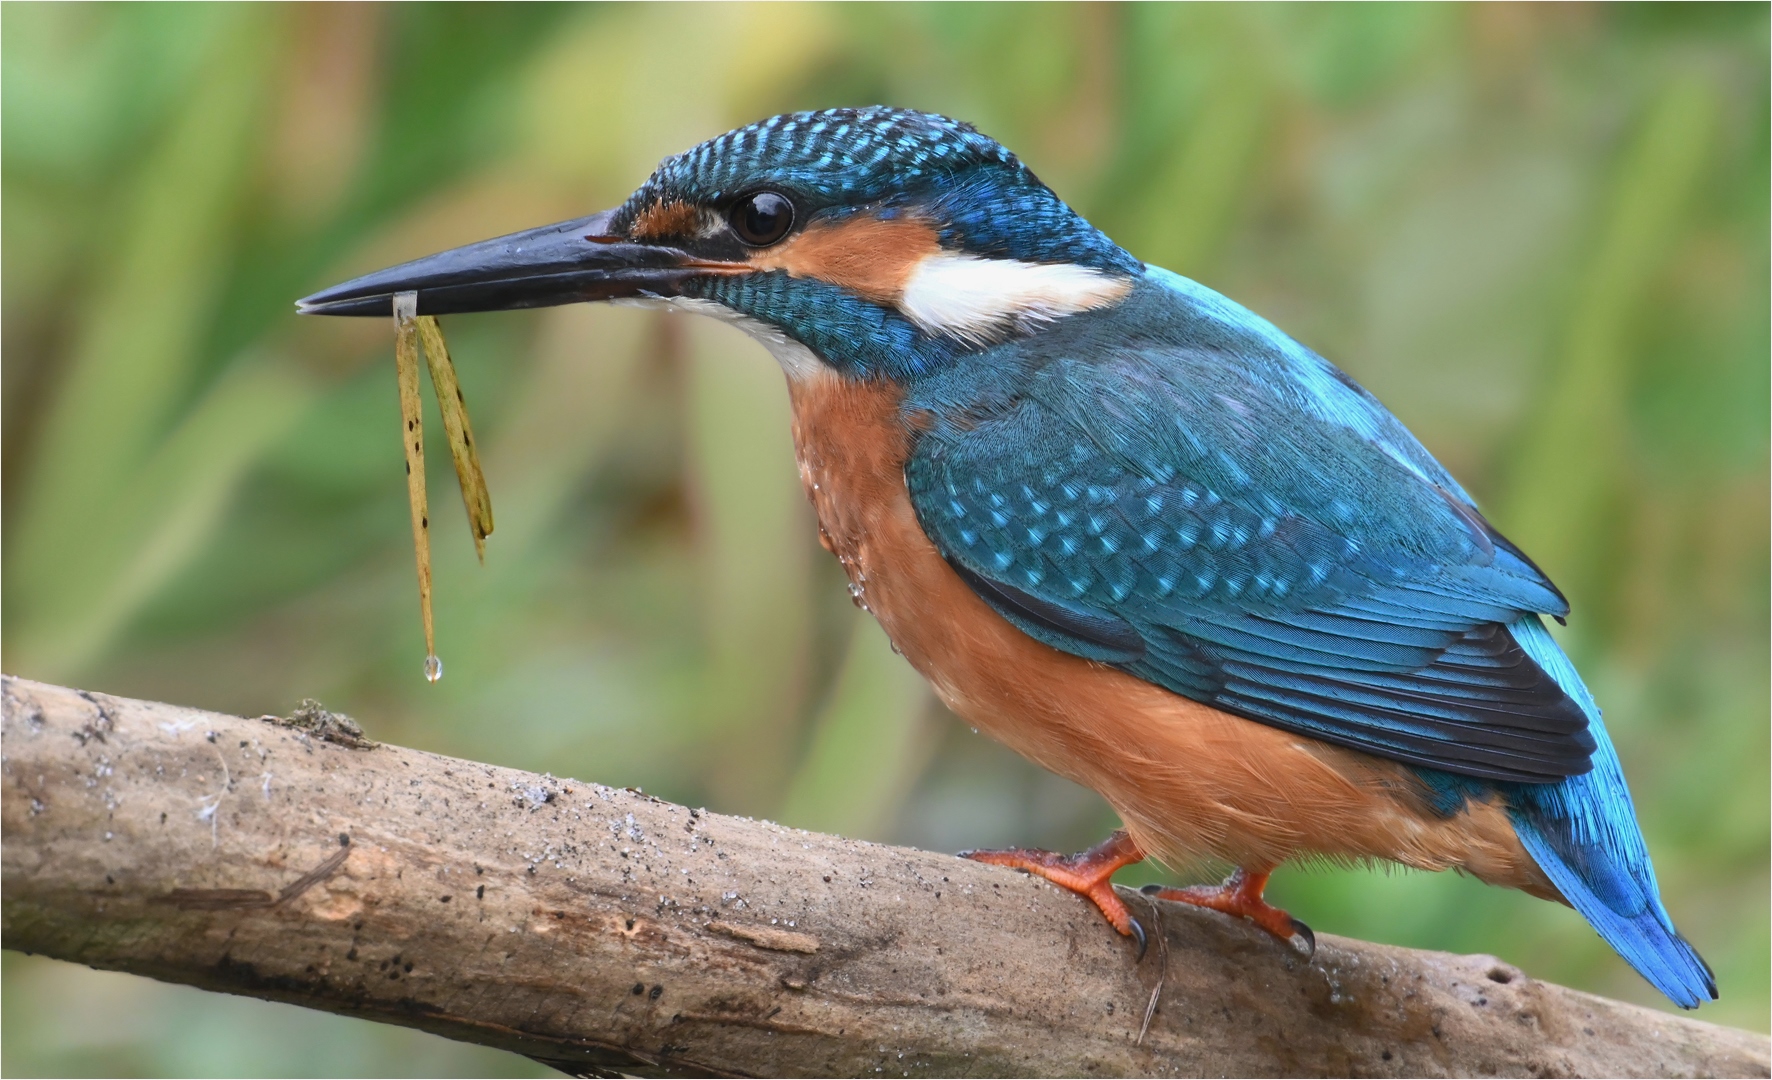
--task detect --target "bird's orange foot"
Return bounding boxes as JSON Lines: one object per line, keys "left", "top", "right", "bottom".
{"left": 1142, "top": 867, "right": 1315, "bottom": 959}
{"left": 960, "top": 829, "right": 1149, "bottom": 958}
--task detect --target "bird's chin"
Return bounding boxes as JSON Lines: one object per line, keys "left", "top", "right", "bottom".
{"left": 613, "top": 295, "right": 830, "bottom": 385}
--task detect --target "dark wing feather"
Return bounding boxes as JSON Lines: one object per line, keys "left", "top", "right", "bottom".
{"left": 904, "top": 301, "right": 1593, "bottom": 783}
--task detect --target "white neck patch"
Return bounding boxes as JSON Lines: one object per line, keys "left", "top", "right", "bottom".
{"left": 898, "top": 253, "right": 1132, "bottom": 345}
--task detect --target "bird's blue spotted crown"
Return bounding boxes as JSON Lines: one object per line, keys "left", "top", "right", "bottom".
{"left": 614, "top": 107, "right": 1139, "bottom": 275}
{"left": 635, "top": 107, "right": 1014, "bottom": 202}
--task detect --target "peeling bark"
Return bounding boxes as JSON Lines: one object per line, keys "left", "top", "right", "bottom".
{"left": 2, "top": 676, "right": 1765, "bottom": 1078}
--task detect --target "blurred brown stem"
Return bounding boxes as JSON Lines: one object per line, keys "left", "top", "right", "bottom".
{"left": 2, "top": 676, "right": 1764, "bottom": 1079}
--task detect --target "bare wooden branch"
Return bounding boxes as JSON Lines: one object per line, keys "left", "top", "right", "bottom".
{"left": 2, "top": 675, "right": 1765, "bottom": 1078}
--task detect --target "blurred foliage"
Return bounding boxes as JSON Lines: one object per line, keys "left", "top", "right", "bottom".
{"left": 3, "top": 4, "right": 1766, "bottom": 1074}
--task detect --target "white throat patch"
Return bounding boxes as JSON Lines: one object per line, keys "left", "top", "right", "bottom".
{"left": 616, "top": 295, "right": 825, "bottom": 383}
{"left": 898, "top": 253, "right": 1131, "bottom": 345}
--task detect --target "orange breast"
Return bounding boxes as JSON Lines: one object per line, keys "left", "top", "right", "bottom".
{"left": 784, "top": 367, "right": 1553, "bottom": 897}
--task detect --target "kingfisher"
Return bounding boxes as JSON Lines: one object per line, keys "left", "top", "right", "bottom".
{"left": 299, "top": 107, "right": 1715, "bottom": 1008}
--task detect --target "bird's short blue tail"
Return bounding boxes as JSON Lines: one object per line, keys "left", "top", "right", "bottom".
{"left": 1505, "top": 615, "right": 1716, "bottom": 1008}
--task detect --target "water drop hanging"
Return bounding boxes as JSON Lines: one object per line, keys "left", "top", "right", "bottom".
{"left": 424, "top": 655, "right": 444, "bottom": 682}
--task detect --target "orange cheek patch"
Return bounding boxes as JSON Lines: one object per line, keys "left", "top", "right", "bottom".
{"left": 628, "top": 199, "right": 703, "bottom": 241}
{"left": 750, "top": 214, "right": 941, "bottom": 304}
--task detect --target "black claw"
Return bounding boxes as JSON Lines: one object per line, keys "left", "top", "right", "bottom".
{"left": 956, "top": 849, "right": 977, "bottom": 858}
{"left": 1289, "top": 917, "right": 1316, "bottom": 961}
{"left": 1140, "top": 883, "right": 1162, "bottom": 895}
{"left": 1128, "top": 916, "right": 1148, "bottom": 961}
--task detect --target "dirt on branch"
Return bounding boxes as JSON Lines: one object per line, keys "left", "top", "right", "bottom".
{"left": 2, "top": 675, "right": 1766, "bottom": 1078}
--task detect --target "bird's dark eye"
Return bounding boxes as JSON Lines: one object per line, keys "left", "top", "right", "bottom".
{"left": 730, "top": 191, "right": 794, "bottom": 246}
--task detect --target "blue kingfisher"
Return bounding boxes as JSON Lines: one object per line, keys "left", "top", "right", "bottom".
{"left": 300, "top": 106, "right": 1714, "bottom": 1008}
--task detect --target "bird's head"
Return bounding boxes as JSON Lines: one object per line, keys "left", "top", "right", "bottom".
{"left": 299, "top": 107, "right": 1142, "bottom": 381}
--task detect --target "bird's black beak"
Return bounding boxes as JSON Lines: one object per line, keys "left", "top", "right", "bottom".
{"left": 296, "top": 210, "right": 747, "bottom": 317}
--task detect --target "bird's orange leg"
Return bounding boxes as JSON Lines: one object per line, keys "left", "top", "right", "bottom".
{"left": 1142, "top": 867, "right": 1316, "bottom": 958}
{"left": 961, "top": 830, "right": 1150, "bottom": 957}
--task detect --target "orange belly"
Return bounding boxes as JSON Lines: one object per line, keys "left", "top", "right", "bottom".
{"left": 785, "top": 367, "right": 1553, "bottom": 897}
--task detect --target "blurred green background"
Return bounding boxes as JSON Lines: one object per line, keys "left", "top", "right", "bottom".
{"left": 3, "top": 3, "right": 1766, "bottom": 1074}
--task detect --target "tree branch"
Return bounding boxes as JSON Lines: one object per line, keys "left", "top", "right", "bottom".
{"left": 2, "top": 675, "right": 1764, "bottom": 1078}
